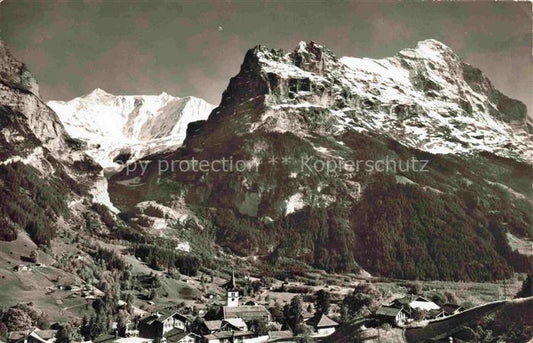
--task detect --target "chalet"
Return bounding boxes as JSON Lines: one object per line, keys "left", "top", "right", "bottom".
{"left": 124, "top": 321, "right": 140, "bottom": 338}
{"left": 409, "top": 296, "right": 440, "bottom": 312}
{"left": 164, "top": 329, "right": 200, "bottom": 343}
{"left": 221, "top": 318, "right": 247, "bottom": 332}
{"left": 138, "top": 310, "right": 191, "bottom": 339}
{"left": 376, "top": 306, "right": 408, "bottom": 326}
{"left": 202, "top": 320, "right": 222, "bottom": 334}
{"left": 25, "top": 329, "right": 57, "bottom": 343}
{"left": 390, "top": 295, "right": 440, "bottom": 314}
{"left": 305, "top": 313, "right": 339, "bottom": 337}
{"left": 202, "top": 330, "right": 256, "bottom": 343}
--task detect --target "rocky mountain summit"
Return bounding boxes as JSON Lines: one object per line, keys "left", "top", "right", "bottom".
{"left": 110, "top": 40, "right": 532, "bottom": 281}
{"left": 48, "top": 89, "right": 214, "bottom": 169}
{"left": 197, "top": 39, "right": 530, "bottom": 161}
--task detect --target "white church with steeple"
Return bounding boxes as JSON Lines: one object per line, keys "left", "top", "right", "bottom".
{"left": 221, "top": 272, "right": 271, "bottom": 322}
{"left": 223, "top": 271, "right": 239, "bottom": 307}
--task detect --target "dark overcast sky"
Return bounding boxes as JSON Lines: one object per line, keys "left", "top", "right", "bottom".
{"left": 0, "top": 1, "right": 531, "bottom": 112}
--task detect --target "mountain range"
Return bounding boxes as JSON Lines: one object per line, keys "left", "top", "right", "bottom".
{"left": 47, "top": 89, "right": 214, "bottom": 169}
{"left": 1, "top": 39, "right": 531, "bottom": 282}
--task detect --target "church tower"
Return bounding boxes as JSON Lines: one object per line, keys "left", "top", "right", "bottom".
{"left": 224, "top": 271, "right": 239, "bottom": 307}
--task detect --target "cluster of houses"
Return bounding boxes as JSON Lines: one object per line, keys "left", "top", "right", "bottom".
{"left": 375, "top": 295, "right": 465, "bottom": 326}
{"left": 3, "top": 274, "right": 340, "bottom": 343}
{"left": 100, "top": 273, "right": 338, "bottom": 343}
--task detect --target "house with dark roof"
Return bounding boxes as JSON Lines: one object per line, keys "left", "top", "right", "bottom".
{"left": 164, "top": 329, "right": 200, "bottom": 343}
{"left": 305, "top": 313, "right": 339, "bottom": 337}
{"left": 138, "top": 310, "right": 191, "bottom": 339}
{"left": 390, "top": 295, "right": 441, "bottom": 315}
{"left": 376, "top": 306, "right": 408, "bottom": 326}
{"left": 27, "top": 329, "right": 57, "bottom": 343}
{"left": 202, "top": 330, "right": 256, "bottom": 343}
{"left": 221, "top": 318, "right": 247, "bottom": 332}
{"left": 202, "top": 320, "right": 222, "bottom": 334}
{"left": 222, "top": 305, "right": 271, "bottom": 322}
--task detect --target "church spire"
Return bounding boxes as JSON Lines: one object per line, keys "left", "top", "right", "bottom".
{"left": 224, "top": 270, "right": 238, "bottom": 292}
{"left": 224, "top": 270, "right": 239, "bottom": 307}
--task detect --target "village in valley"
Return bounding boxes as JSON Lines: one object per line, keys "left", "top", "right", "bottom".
{"left": 1, "top": 228, "right": 528, "bottom": 343}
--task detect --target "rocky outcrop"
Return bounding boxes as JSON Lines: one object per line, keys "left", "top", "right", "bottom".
{"left": 190, "top": 40, "right": 530, "bottom": 161}
{"left": 0, "top": 40, "right": 117, "bottom": 218}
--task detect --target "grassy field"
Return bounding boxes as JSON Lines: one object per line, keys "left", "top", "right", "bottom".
{"left": 0, "top": 232, "right": 89, "bottom": 322}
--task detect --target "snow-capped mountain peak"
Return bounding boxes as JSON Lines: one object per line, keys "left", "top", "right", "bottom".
{"left": 206, "top": 40, "right": 530, "bottom": 161}
{"left": 47, "top": 90, "right": 215, "bottom": 169}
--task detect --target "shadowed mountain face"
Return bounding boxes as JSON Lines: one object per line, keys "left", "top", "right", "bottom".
{"left": 0, "top": 40, "right": 116, "bottom": 244}
{"left": 110, "top": 41, "right": 532, "bottom": 281}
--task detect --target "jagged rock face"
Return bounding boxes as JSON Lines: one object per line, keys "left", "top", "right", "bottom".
{"left": 48, "top": 90, "right": 214, "bottom": 169}
{"left": 0, "top": 42, "right": 68, "bottom": 152}
{"left": 110, "top": 40, "right": 532, "bottom": 280}
{"left": 196, "top": 40, "right": 530, "bottom": 161}
{"left": 0, "top": 40, "right": 39, "bottom": 96}
{"left": 114, "top": 40, "right": 533, "bottom": 220}
{"left": 0, "top": 40, "right": 117, "bottom": 228}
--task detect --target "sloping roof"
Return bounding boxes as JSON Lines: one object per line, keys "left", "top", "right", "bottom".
{"left": 164, "top": 328, "right": 198, "bottom": 342}
{"left": 376, "top": 306, "right": 404, "bottom": 317}
{"left": 223, "top": 305, "right": 271, "bottom": 321}
{"left": 139, "top": 313, "right": 160, "bottom": 326}
{"left": 306, "top": 313, "right": 339, "bottom": 328}
{"left": 155, "top": 309, "right": 178, "bottom": 322}
{"left": 410, "top": 299, "right": 441, "bottom": 311}
{"left": 204, "top": 320, "right": 222, "bottom": 331}
{"left": 8, "top": 331, "right": 28, "bottom": 342}
{"left": 204, "top": 331, "right": 255, "bottom": 340}
{"left": 223, "top": 318, "right": 247, "bottom": 330}
{"left": 393, "top": 295, "right": 416, "bottom": 305}
{"left": 31, "top": 329, "right": 57, "bottom": 341}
